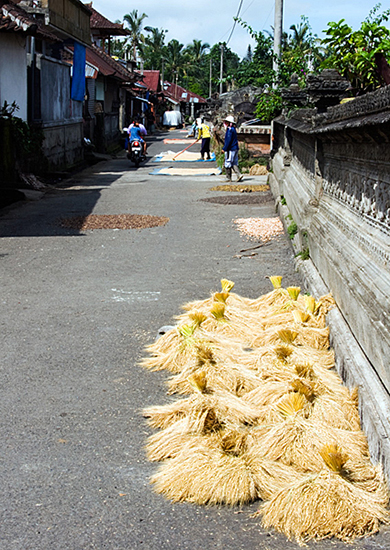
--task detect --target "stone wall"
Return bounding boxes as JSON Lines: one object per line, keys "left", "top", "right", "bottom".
{"left": 269, "top": 85, "right": 390, "bottom": 478}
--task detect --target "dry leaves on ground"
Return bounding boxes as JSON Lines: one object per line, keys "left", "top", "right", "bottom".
{"left": 210, "top": 184, "right": 270, "bottom": 192}
{"left": 234, "top": 217, "right": 284, "bottom": 242}
{"left": 60, "top": 214, "right": 169, "bottom": 231}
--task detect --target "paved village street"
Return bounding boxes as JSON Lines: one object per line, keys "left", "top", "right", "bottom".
{"left": 1, "top": 130, "right": 389, "bottom": 550}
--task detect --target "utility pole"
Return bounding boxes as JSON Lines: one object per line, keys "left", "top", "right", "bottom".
{"left": 219, "top": 44, "right": 224, "bottom": 95}
{"left": 209, "top": 57, "right": 212, "bottom": 98}
{"left": 273, "top": 0, "right": 284, "bottom": 81}
{"left": 161, "top": 58, "right": 164, "bottom": 89}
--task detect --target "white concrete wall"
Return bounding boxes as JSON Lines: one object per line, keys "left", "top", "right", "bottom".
{"left": 0, "top": 34, "right": 28, "bottom": 120}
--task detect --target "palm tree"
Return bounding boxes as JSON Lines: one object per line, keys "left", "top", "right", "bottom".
{"left": 142, "top": 26, "right": 167, "bottom": 69}
{"left": 123, "top": 9, "right": 148, "bottom": 61}
{"left": 185, "top": 39, "right": 210, "bottom": 65}
{"left": 164, "top": 39, "right": 185, "bottom": 82}
{"left": 182, "top": 39, "right": 210, "bottom": 87}
{"left": 289, "top": 22, "right": 311, "bottom": 52}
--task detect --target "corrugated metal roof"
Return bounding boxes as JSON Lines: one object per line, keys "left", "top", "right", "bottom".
{"left": 142, "top": 70, "right": 161, "bottom": 92}
{"left": 163, "top": 81, "right": 206, "bottom": 104}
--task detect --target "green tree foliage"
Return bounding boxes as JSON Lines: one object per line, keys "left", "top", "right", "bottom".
{"left": 206, "top": 43, "right": 240, "bottom": 94}
{"left": 163, "top": 39, "right": 185, "bottom": 82}
{"left": 278, "top": 17, "right": 323, "bottom": 87}
{"left": 321, "top": 4, "right": 390, "bottom": 92}
{"left": 142, "top": 27, "right": 167, "bottom": 70}
{"left": 255, "top": 91, "right": 283, "bottom": 122}
{"left": 123, "top": 9, "right": 148, "bottom": 61}
{"left": 236, "top": 31, "right": 274, "bottom": 88}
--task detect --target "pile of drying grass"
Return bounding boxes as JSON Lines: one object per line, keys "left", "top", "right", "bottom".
{"left": 141, "top": 277, "right": 389, "bottom": 545}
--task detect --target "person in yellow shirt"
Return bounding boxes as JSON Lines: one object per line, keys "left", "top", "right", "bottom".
{"left": 197, "top": 118, "right": 211, "bottom": 160}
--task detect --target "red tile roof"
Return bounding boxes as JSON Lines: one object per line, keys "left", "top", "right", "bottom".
{"left": 85, "top": 2, "right": 128, "bottom": 36}
{"left": 163, "top": 81, "right": 206, "bottom": 104}
{"left": 86, "top": 44, "right": 136, "bottom": 81}
{"left": 142, "top": 70, "right": 161, "bottom": 92}
{"left": 0, "top": 0, "right": 59, "bottom": 40}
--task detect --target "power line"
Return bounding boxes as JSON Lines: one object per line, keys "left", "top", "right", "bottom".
{"left": 224, "top": 0, "right": 245, "bottom": 45}
{"left": 262, "top": 2, "right": 276, "bottom": 32}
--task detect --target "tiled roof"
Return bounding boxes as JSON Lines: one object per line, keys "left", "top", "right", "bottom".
{"left": 163, "top": 81, "right": 206, "bottom": 104}
{"left": 142, "top": 70, "right": 161, "bottom": 92}
{"left": 86, "top": 44, "right": 136, "bottom": 81}
{"left": 0, "top": 0, "right": 59, "bottom": 40}
{"left": 85, "top": 2, "right": 128, "bottom": 36}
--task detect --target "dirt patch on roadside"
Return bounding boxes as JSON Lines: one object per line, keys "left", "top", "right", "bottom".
{"left": 201, "top": 192, "right": 273, "bottom": 205}
{"left": 59, "top": 214, "right": 169, "bottom": 230}
{"left": 210, "top": 184, "right": 269, "bottom": 192}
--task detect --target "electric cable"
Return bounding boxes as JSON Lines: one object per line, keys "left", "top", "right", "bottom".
{"left": 226, "top": 0, "right": 244, "bottom": 45}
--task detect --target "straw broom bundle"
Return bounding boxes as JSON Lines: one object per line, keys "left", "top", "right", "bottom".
{"left": 141, "top": 318, "right": 213, "bottom": 373}
{"left": 309, "top": 390, "right": 361, "bottom": 431}
{"left": 143, "top": 373, "right": 260, "bottom": 431}
{"left": 167, "top": 355, "right": 262, "bottom": 396}
{"left": 257, "top": 446, "right": 389, "bottom": 545}
{"left": 142, "top": 278, "right": 389, "bottom": 545}
{"left": 253, "top": 397, "right": 369, "bottom": 472}
{"left": 151, "top": 439, "right": 305, "bottom": 505}
{"left": 146, "top": 417, "right": 217, "bottom": 462}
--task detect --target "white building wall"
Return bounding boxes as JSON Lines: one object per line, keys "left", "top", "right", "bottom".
{"left": 0, "top": 34, "right": 28, "bottom": 121}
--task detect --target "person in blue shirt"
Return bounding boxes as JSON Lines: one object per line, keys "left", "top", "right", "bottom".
{"left": 222, "top": 115, "right": 243, "bottom": 182}
{"left": 128, "top": 119, "right": 146, "bottom": 155}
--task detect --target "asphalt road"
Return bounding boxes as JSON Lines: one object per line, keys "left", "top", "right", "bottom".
{"left": 1, "top": 130, "right": 389, "bottom": 550}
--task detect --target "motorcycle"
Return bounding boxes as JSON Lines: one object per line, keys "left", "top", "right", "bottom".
{"left": 127, "top": 139, "right": 146, "bottom": 167}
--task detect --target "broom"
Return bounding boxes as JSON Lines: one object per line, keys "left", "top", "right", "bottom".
{"left": 167, "top": 344, "right": 262, "bottom": 396}
{"left": 257, "top": 445, "right": 389, "bottom": 544}
{"left": 252, "top": 394, "right": 369, "bottom": 472}
{"left": 143, "top": 372, "right": 260, "bottom": 431}
{"left": 151, "top": 435, "right": 306, "bottom": 505}
{"left": 172, "top": 138, "right": 199, "bottom": 160}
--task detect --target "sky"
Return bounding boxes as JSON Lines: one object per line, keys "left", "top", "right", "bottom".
{"left": 92, "top": 0, "right": 389, "bottom": 59}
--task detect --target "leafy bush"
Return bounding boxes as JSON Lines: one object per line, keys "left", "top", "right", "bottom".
{"left": 321, "top": 4, "right": 390, "bottom": 93}
{"left": 255, "top": 91, "right": 283, "bottom": 123}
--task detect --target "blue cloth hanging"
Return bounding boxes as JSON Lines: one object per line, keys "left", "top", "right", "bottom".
{"left": 71, "top": 42, "right": 86, "bottom": 102}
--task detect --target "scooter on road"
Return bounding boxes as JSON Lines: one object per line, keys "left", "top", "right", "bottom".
{"left": 127, "top": 139, "right": 146, "bottom": 167}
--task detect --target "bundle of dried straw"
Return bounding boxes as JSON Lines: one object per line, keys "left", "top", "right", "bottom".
{"left": 141, "top": 277, "right": 389, "bottom": 544}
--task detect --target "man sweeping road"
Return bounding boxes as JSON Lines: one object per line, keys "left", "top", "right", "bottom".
{"left": 197, "top": 118, "right": 211, "bottom": 160}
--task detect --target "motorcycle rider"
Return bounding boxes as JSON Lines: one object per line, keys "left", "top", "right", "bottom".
{"left": 128, "top": 118, "right": 147, "bottom": 156}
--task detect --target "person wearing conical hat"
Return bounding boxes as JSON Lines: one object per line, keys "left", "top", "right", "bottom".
{"left": 222, "top": 115, "right": 243, "bottom": 182}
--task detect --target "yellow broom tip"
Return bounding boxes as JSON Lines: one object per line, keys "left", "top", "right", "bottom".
{"left": 274, "top": 344, "right": 293, "bottom": 362}
{"left": 287, "top": 286, "right": 301, "bottom": 300}
{"left": 177, "top": 323, "right": 196, "bottom": 338}
{"left": 189, "top": 311, "right": 207, "bottom": 327}
{"left": 276, "top": 392, "right": 307, "bottom": 418}
{"left": 187, "top": 371, "right": 208, "bottom": 393}
{"left": 220, "top": 278, "right": 235, "bottom": 292}
{"left": 295, "top": 363, "right": 315, "bottom": 379}
{"left": 269, "top": 276, "right": 283, "bottom": 289}
{"left": 210, "top": 302, "right": 226, "bottom": 321}
{"left": 292, "top": 310, "right": 310, "bottom": 324}
{"left": 290, "top": 378, "right": 316, "bottom": 402}
{"left": 213, "top": 292, "right": 230, "bottom": 303}
{"left": 319, "top": 444, "right": 349, "bottom": 474}
{"left": 277, "top": 328, "right": 298, "bottom": 345}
